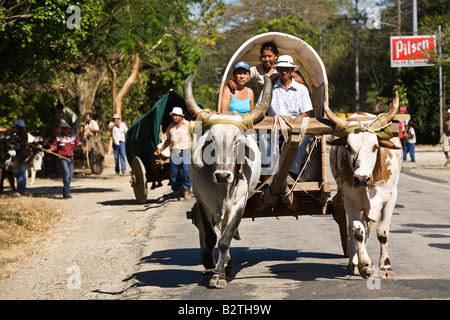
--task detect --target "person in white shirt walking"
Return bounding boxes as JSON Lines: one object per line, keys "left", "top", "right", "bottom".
{"left": 154, "top": 107, "right": 191, "bottom": 199}
{"left": 108, "top": 114, "right": 128, "bottom": 174}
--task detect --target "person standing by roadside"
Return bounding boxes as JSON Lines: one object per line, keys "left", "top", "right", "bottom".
{"left": 403, "top": 121, "right": 416, "bottom": 162}
{"left": 440, "top": 108, "right": 450, "bottom": 166}
{"left": 108, "top": 114, "right": 128, "bottom": 174}
{"left": 47, "top": 122, "right": 85, "bottom": 198}
{"left": 154, "top": 107, "right": 191, "bottom": 199}
{"left": 81, "top": 112, "right": 100, "bottom": 138}
{"left": 399, "top": 105, "right": 409, "bottom": 151}
{"left": 14, "top": 119, "right": 29, "bottom": 195}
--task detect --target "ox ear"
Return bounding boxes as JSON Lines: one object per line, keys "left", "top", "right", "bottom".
{"left": 327, "top": 137, "right": 347, "bottom": 146}
{"left": 378, "top": 138, "right": 401, "bottom": 149}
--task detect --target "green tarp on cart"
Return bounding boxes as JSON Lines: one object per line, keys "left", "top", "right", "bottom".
{"left": 125, "top": 90, "right": 191, "bottom": 166}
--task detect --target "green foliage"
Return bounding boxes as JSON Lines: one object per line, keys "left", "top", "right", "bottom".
{"left": 257, "top": 16, "right": 318, "bottom": 47}
{"left": 398, "top": 67, "right": 440, "bottom": 144}
{"left": 0, "top": 0, "right": 103, "bottom": 82}
{"left": 1, "top": 0, "right": 448, "bottom": 146}
{"left": 144, "top": 34, "right": 204, "bottom": 110}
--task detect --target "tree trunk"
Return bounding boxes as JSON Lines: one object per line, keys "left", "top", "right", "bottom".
{"left": 76, "top": 66, "right": 107, "bottom": 116}
{"left": 107, "top": 53, "right": 141, "bottom": 154}
{"left": 112, "top": 53, "right": 141, "bottom": 118}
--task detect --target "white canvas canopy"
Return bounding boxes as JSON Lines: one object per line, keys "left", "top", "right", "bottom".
{"left": 218, "top": 32, "right": 328, "bottom": 118}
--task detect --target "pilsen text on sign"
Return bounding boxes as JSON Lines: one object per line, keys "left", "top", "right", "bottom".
{"left": 390, "top": 35, "right": 436, "bottom": 67}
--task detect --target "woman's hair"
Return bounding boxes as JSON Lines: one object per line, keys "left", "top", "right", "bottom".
{"left": 260, "top": 42, "right": 279, "bottom": 56}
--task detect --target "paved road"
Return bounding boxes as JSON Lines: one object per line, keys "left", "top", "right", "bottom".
{"left": 1, "top": 148, "right": 449, "bottom": 303}
{"left": 119, "top": 172, "right": 450, "bottom": 300}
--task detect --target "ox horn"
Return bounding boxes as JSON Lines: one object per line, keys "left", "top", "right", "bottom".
{"left": 385, "top": 91, "right": 399, "bottom": 122}
{"left": 248, "top": 75, "right": 272, "bottom": 124}
{"left": 324, "top": 91, "right": 399, "bottom": 124}
{"left": 323, "top": 87, "right": 341, "bottom": 124}
{"left": 184, "top": 75, "right": 206, "bottom": 118}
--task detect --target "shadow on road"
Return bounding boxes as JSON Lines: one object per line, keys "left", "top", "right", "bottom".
{"left": 27, "top": 185, "right": 119, "bottom": 198}
{"left": 128, "top": 247, "right": 346, "bottom": 289}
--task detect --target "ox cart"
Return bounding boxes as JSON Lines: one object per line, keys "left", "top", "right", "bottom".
{"left": 185, "top": 32, "right": 400, "bottom": 262}
{"left": 128, "top": 32, "right": 402, "bottom": 286}
{"left": 126, "top": 90, "right": 192, "bottom": 204}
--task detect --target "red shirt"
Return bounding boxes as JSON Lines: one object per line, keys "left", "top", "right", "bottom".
{"left": 51, "top": 134, "right": 82, "bottom": 157}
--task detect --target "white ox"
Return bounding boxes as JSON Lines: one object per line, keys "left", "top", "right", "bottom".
{"left": 326, "top": 94, "right": 402, "bottom": 279}
{"left": 184, "top": 75, "right": 272, "bottom": 288}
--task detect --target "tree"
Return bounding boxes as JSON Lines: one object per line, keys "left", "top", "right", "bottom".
{"left": 0, "top": 0, "right": 102, "bottom": 83}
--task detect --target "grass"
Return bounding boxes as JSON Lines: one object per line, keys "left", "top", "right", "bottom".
{"left": 0, "top": 195, "right": 65, "bottom": 279}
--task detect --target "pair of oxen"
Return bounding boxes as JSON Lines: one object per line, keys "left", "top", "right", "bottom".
{"left": 184, "top": 75, "right": 401, "bottom": 288}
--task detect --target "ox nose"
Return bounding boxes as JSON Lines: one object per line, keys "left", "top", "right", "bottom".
{"left": 214, "top": 172, "right": 231, "bottom": 184}
{"left": 353, "top": 175, "right": 372, "bottom": 186}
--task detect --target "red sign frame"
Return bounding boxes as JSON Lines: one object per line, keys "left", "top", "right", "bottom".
{"left": 390, "top": 35, "right": 436, "bottom": 67}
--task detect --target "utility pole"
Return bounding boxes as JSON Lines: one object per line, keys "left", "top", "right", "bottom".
{"left": 413, "top": 0, "right": 417, "bottom": 35}
{"left": 439, "top": 25, "right": 443, "bottom": 136}
{"left": 354, "top": 0, "right": 360, "bottom": 112}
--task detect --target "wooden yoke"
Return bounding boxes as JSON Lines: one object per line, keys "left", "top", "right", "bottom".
{"left": 254, "top": 116, "right": 399, "bottom": 136}
{"left": 254, "top": 116, "right": 334, "bottom": 135}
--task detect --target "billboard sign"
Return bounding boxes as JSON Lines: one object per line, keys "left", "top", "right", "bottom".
{"left": 390, "top": 35, "right": 436, "bottom": 67}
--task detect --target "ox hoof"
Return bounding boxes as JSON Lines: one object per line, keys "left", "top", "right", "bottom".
{"left": 209, "top": 273, "right": 227, "bottom": 289}
{"left": 225, "top": 264, "right": 235, "bottom": 277}
{"left": 347, "top": 264, "right": 360, "bottom": 276}
{"left": 358, "top": 264, "right": 375, "bottom": 279}
{"left": 379, "top": 266, "right": 394, "bottom": 279}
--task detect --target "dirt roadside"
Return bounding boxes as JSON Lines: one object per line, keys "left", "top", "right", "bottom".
{"left": 401, "top": 144, "right": 450, "bottom": 185}
{"left": 0, "top": 154, "right": 175, "bottom": 299}
{"left": 0, "top": 145, "right": 449, "bottom": 299}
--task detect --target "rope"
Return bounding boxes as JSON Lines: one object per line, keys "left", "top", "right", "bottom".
{"left": 286, "top": 136, "right": 319, "bottom": 197}
{"left": 333, "top": 113, "right": 394, "bottom": 140}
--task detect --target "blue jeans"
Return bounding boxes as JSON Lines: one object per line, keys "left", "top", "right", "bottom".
{"left": 15, "top": 164, "right": 27, "bottom": 194}
{"left": 259, "top": 133, "right": 310, "bottom": 176}
{"left": 403, "top": 143, "right": 415, "bottom": 162}
{"left": 113, "top": 141, "right": 126, "bottom": 173}
{"left": 59, "top": 157, "right": 74, "bottom": 195}
{"left": 71, "top": 120, "right": 78, "bottom": 135}
{"left": 170, "top": 149, "right": 191, "bottom": 192}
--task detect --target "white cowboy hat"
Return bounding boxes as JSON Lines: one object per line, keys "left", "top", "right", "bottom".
{"left": 113, "top": 114, "right": 120, "bottom": 119}
{"left": 272, "top": 55, "right": 299, "bottom": 71}
{"left": 169, "top": 107, "right": 184, "bottom": 117}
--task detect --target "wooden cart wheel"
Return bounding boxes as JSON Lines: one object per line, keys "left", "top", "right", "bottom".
{"left": 131, "top": 156, "right": 147, "bottom": 204}
{"left": 89, "top": 137, "right": 105, "bottom": 175}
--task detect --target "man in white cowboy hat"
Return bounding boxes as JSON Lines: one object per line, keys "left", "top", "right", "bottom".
{"left": 257, "top": 55, "right": 314, "bottom": 177}
{"left": 108, "top": 114, "right": 128, "bottom": 174}
{"left": 154, "top": 107, "right": 191, "bottom": 199}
